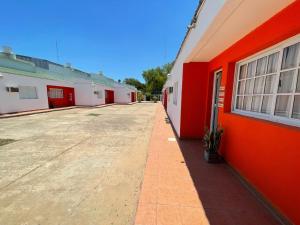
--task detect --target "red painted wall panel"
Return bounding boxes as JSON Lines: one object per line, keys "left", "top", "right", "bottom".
{"left": 205, "top": 2, "right": 300, "bottom": 223}
{"left": 180, "top": 62, "right": 209, "bottom": 138}
{"left": 47, "top": 85, "right": 75, "bottom": 108}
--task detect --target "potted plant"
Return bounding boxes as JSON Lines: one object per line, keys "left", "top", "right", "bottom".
{"left": 203, "top": 126, "right": 224, "bottom": 163}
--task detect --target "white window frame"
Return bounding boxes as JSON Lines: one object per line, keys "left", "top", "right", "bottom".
{"left": 19, "top": 86, "right": 38, "bottom": 99}
{"left": 173, "top": 82, "right": 178, "bottom": 105}
{"left": 232, "top": 34, "right": 300, "bottom": 128}
{"left": 97, "top": 90, "right": 103, "bottom": 99}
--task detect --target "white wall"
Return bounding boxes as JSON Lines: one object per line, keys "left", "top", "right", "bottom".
{"left": 166, "top": 0, "right": 225, "bottom": 137}
{"left": 114, "top": 86, "right": 133, "bottom": 104}
{"left": 0, "top": 72, "right": 137, "bottom": 114}
{"left": 92, "top": 84, "right": 106, "bottom": 105}
{"left": 74, "top": 82, "right": 110, "bottom": 106}
{"left": 0, "top": 72, "right": 74, "bottom": 114}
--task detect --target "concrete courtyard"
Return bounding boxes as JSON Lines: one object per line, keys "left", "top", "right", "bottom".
{"left": 0, "top": 103, "right": 157, "bottom": 225}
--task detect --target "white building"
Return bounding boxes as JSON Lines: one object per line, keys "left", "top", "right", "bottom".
{"left": 0, "top": 48, "right": 137, "bottom": 114}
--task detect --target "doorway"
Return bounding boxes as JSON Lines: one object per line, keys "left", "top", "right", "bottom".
{"left": 131, "top": 92, "right": 136, "bottom": 102}
{"left": 210, "top": 70, "right": 222, "bottom": 132}
{"left": 105, "top": 90, "right": 114, "bottom": 104}
{"left": 47, "top": 85, "right": 75, "bottom": 108}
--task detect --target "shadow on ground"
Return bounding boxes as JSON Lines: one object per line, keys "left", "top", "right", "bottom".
{"left": 165, "top": 116, "right": 280, "bottom": 225}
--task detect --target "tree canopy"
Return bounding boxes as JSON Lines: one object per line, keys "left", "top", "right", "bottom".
{"left": 123, "top": 78, "right": 146, "bottom": 91}
{"left": 123, "top": 62, "right": 173, "bottom": 95}
{"left": 142, "top": 62, "right": 173, "bottom": 94}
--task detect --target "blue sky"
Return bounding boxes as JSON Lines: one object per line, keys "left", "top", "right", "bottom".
{"left": 0, "top": 0, "right": 198, "bottom": 82}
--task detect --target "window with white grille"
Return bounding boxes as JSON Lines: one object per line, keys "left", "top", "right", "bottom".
{"left": 234, "top": 36, "right": 300, "bottom": 127}
{"left": 19, "top": 86, "right": 38, "bottom": 99}
{"left": 48, "top": 88, "right": 64, "bottom": 99}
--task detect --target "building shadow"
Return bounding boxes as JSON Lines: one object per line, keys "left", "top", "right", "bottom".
{"left": 174, "top": 135, "right": 281, "bottom": 225}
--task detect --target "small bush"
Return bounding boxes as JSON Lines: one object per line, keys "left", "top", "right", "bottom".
{"left": 152, "top": 96, "right": 158, "bottom": 103}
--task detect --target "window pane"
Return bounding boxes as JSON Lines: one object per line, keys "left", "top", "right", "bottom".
{"left": 236, "top": 96, "right": 243, "bottom": 109}
{"left": 267, "top": 52, "right": 279, "bottom": 73}
{"left": 173, "top": 82, "right": 178, "bottom": 105}
{"left": 275, "top": 95, "right": 292, "bottom": 117}
{"left": 256, "top": 57, "right": 267, "bottom": 75}
{"left": 245, "top": 79, "right": 254, "bottom": 94}
{"left": 261, "top": 96, "right": 273, "bottom": 114}
{"left": 277, "top": 70, "right": 295, "bottom": 93}
{"left": 247, "top": 61, "right": 256, "bottom": 78}
{"left": 264, "top": 75, "right": 276, "bottom": 94}
{"left": 281, "top": 43, "right": 300, "bottom": 70}
{"left": 237, "top": 80, "right": 245, "bottom": 95}
{"left": 292, "top": 96, "right": 300, "bottom": 119}
{"left": 19, "top": 86, "right": 38, "bottom": 99}
{"left": 296, "top": 70, "right": 300, "bottom": 93}
{"left": 239, "top": 64, "right": 247, "bottom": 79}
{"left": 243, "top": 96, "right": 252, "bottom": 111}
{"left": 48, "top": 88, "right": 64, "bottom": 99}
{"left": 251, "top": 96, "right": 262, "bottom": 112}
{"left": 253, "top": 77, "right": 265, "bottom": 94}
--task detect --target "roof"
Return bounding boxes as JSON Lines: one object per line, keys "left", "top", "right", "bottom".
{"left": 0, "top": 52, "right": 121, "bottom": 87}
{"left": 172, "top": 0, "right": 205, "bottom": 67}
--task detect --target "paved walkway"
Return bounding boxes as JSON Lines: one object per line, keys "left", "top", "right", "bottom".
{"left": 135, "top": 104, "right": 279, "bottom": 225}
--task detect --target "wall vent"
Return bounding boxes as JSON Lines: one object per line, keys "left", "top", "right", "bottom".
{"left": 6, "top": 87, "right": 19, "bottom": 92}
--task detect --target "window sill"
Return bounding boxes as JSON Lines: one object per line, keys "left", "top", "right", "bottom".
{"left": 231, "top": 110, "right": 300, "bottom": 129}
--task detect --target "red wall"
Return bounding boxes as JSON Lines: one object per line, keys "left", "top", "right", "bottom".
{"left": 205, "top": 2, "right": 300, "bottom": 223}
{"left": 180, "top": 62, "right": 209, "bottom": 138}
{"left": 47, "top": 85, "right": 75, "bottom": 108}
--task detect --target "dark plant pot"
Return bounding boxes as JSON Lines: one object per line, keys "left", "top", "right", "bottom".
{"left": 204, "top": 150, "right": 221, "bottom": 163}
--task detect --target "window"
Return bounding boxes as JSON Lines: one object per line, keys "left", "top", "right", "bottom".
{"left": 48, "top": 88, "right": 63, "bottom": 99}
{"left": 233, "top": 36, "right": 300, "bottom": 126}
{"left": 97, "top": 91, "right": 103, "bottom": 99}
{"left": 94, "top": 90, "right": 103, "bottom": 99}
{"left": 173, "top": 82, "right": 178, "bottom": 105}
{"left": 19, "top": 86, "right": 38, "bottom": 99}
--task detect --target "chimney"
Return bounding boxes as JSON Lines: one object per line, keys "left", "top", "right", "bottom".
{"left": 65, "top": 62, "right": 72, "bottom": 68}
{"left": 2, "top": 46, "right": 12, "bottom": 54}
{"left": 2, "top": 46, "right": 16, "bottom": 59}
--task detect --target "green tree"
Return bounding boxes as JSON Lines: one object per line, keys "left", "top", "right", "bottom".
{"left": 123, "top": 78, "right": 146, "bottom": 91}
{"left": 142, "top": 62, "right": 173, "bottom": 95}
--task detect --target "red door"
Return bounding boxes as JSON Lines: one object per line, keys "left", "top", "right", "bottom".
{"left": 105, "top": 90, "right": 114, "bottom": 104}
{"left": 131, "top": 92, "right": 136, "bottom": 102}
{"left": 47, "top": 85, "right": 75, "bottom": 108}
{"left": 163, "top": 89, "right": 168, "bottom": 110}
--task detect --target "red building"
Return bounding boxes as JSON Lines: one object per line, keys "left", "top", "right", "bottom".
{"left": 163, "top": 1, "right": 300, "bottom": 224}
